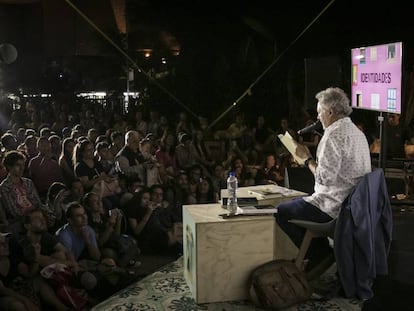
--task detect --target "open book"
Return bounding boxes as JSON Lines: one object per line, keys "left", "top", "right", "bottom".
{"left": 278, "top": 131, "right": 307, "bottom": 165}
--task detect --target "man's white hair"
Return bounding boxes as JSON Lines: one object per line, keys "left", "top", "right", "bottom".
{"left": 316, "top": 87, "right": 353, "bottom": 117}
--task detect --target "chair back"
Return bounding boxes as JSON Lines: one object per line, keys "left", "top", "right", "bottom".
{"left": 334, "top": 168, "right": 392, "bottom": 299}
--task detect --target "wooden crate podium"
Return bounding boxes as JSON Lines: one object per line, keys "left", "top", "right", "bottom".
{"left": 183, "top": 185, "right": 306, "bottom": 304}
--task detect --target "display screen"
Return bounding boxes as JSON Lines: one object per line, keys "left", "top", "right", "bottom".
{"left": 351, "top": 41, "right": 402, "bottom": 114}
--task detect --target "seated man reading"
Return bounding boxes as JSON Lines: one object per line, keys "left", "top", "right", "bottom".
{"left": 275, "top": 87, "right": 371, "bottom": 270}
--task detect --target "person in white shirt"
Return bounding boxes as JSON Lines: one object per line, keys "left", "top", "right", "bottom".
{"left": 275, "top": 87, "right": 371, "bottom": 269}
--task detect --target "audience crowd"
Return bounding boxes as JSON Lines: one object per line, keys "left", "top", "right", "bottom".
{"left": 0, "top": 97, "right": 409, "bottom": 310}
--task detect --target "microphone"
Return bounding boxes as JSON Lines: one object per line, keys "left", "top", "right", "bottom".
{"left": 297, "top": 120, "right": 322, "bottom": 135}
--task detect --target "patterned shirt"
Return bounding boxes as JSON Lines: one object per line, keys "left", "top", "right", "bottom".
{"left": 304, "top": 117, "right": 371, "bottom": 218}
{"left": 0, "top": 175, "right": 43, "bottom": 222}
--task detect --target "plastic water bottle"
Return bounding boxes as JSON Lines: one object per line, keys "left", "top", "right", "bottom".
{"left": 227, "top": 171, "right": 238, "bottom": 213}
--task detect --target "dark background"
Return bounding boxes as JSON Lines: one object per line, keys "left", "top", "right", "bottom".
{"left": 0, "top": 0, "right": 413, "bottom": 131}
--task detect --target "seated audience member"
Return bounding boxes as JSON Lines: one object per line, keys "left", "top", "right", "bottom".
{"left": 73, "top": 139, "right": 109, "bottom": 192}
{"left": 70, "top": 129, "right": 81, "bottom": 141}
{"left": 95, "top": 142, "right": 116, "bottom": 176}
{"left": 188, "top": 164, "right": 203, "bottom": 186}
{"left": 16, "top": 208, "right": 78, "bottom": 271}
{"left": 48, "top": 134, "right": 62, "bottom": 161}
{"left": 196, "top": 176, "right": 219, "bottom": 204}
{"left": 385, "top": 113, "right": 409, "bottom": 160}
{"left": 222, "top": 143, "right": 248, "bottom": 174}
{"left": 0, "top": 231, "right": 70, "bottom": 311}
{"left": 1, "top": 133, "right": 18, "bottom": 152}
{"left": 95, "top": 135, "right": 108, "bottom": 145}
{"left": 64, "top": 178, "right": 85, "bottom": 204}
{"left": 23, "top": 135, "right": 39, "bottom": 162}
{"left": 56, "top": 202, "right": 101, "bottom": 261}
{"left": 210, "top": 162, "right": 227, "bottom": 194}
{"left": 164, "top": 171, "right": 189, "bottom": 222}
{"left": 186, "top": 179, "right": 198, "bottom": 204}
{"left": 61, "top": 127, "right": 71, "bottom": 139}
{"left": 155, "top": 130, "right": 177, "bottom": 183}
{"left": 59, "top": 138, "right": 76, "bottom": 184}
{"left": 72, "top": 124, "right": 85, "bottom": 138}
{"left": 87, "top": 128, "right": 99, "bottom": 145}
{"left": 82, "top": 192, "right": 140, "bottom": 268}
{"left": 226, "top": 113, "right": 249, "bottom": 151}
{"left": 192, "top": 128, "right": 213, "bottom": 168}
{"left": 139, "top": 137, "right": 162, "bottom": 187}
{"left": 119, "top": 175, "right": 143, "bottom": 208}
{"left": 39, "top": 127, "right": 51, "bottom": 138}
{"left": 28, "top": 136, "right": 64, "bottom": 200}
{"left": 16, "top": 127, "right": 26, "bottom": 145}
{"left": 150, "top": 184, "right": 181, "bottom": 227}
{"left": 108, "top": 131, "right": 124, "bottom": 160}
{"left": 0, "top": 151, "right": 44, "bottom": 234}
{"left": 174, "top": 132, "right": 199, "bottom": 171}
{"left": 114, "top": 130, "right": 145, "bottom": 182}
{"left": 255, "top": 153, "right": 284, "bottom": 186}
{"left": 124, "top": 189, "right": 182, "bottom": 257}
{"left": 230, "top": 156, "right": 254, "bottom": 186}
{"left": 46, "top": 182, "right": 70, "bottom": 233}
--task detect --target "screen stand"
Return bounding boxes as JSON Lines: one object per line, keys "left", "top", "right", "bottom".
{"left": 378, "top": 112, "right": 388, "bottom": 170}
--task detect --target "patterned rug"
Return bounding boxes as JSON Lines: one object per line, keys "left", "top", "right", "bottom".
{"left": 91, "top": 257, "right": 364, "bottom": 311}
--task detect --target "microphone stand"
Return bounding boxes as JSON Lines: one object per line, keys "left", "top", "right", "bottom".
{"left": 313, "top": 130, "right": 323, "bottom": 137}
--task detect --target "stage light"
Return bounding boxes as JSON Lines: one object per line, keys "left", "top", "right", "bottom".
{"left": 144, "top": 52, "right": 151, "bottom": 58}
{"left": 161, "top": 58, "right": 167, "bottom": 64}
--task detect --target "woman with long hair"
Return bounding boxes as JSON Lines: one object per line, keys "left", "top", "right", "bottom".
{"left": 73, "top": 139, "right": 121, "bottom": 211}
{"left": 196, "top": 176, "right": 218, "bottom": 204}
{"left": 230, "top": 156, "right": 254, "bottom": 187}
{"left": 155, "top": 130, "right": 177, "bottom": 183}
{"left": 124, "top": 189, "right": 181, "bottom": 256}
{"left": 73, "top": 139, "right": 106, "bottom": 192}
{"left": 82, "top": 191, "right": 140, "bottom": 268}
{"left": 58, "top": 137, "right": 76, "bottom": 184}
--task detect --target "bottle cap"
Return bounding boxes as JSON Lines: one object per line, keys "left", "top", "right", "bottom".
{"left": 229, "top": 171, "right": 235, "bottom": 177}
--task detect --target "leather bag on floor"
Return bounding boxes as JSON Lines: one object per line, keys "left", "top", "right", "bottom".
{"left": 249, "top": 259, "right": 312, "bottom": 309}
